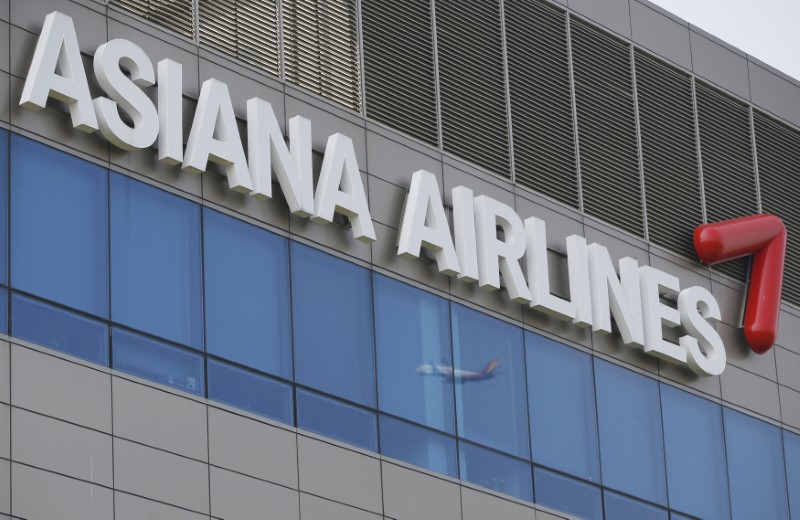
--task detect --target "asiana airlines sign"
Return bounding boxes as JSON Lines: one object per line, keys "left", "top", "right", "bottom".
{"left": 21, "top": 11, "right": 730, "bottom": 375}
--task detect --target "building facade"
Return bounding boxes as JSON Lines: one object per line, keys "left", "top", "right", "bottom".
{"left": 1, "top": 0, "right": 800, "bottom": 519}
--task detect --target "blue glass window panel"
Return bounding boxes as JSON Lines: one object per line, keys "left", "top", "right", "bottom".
{"left": 296, "top": 389, "right": 377, "bottom": 451}
{"left": 110, "top": 174, "right": 202, "bottom": 349}
{"left": 11, "top": 136, "right": 108, "bottom": 317}
{"left": 786, "top": 431, "right": 800, "bottom": 520}
{"left": 203, "top": 209, "right": 291, "bottom": 378}
{"left": 0, "top": 129, "right": 7, "bottom": 286}
{"left": 660, "top": 384, "right": 729, "bottom": 520}
{"left": 374, "top": 274, "right": 454, "bottom": 434}
{"left": 527, "top": 334, "right": 600, "bottom": 482}
{"left": 291, "top": 243, "right": 375, "bottom": 406}
{"left": 112, "top": 328, "right": 203, "bottom": 396}
{"left": 12, "top": 294, "right": 108, "bottom": 364}
{"left": 452, "top": 304, "right": 528, "bottom": 459}
{"left": 208, "top": 359, "right": 293, "bottom": 424}
{"left": 458, "top": 441, "right": 532, "bottom": 501}
{"left": 724, "top": 408, "right": 788, "bottom": 520}
{"left": 603, "top": 491, "right": 668, "bottom": 520}
{"left": 595, "top": 359, "right": 667, "bottom": 505}
{"left": 379, "top": 415, "right": 458, "bottom": 477}
{"left": 0, "top": 287, "right": 7, "bottom": 334}
{"left": 533, "top": 467, "right": 602, "bottom": 520}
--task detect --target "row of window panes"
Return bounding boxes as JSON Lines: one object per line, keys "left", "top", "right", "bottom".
{"left": 2, "top": 131, "right": 799, "bottom": 519}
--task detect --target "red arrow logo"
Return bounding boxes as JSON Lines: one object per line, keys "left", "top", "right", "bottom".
{"left": 694, "top": 214, "right": 786, "bottom": 354}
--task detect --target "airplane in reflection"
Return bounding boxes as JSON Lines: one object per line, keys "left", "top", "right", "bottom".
{"left": 416, "top": 359, "right": 501, "bottom": 383}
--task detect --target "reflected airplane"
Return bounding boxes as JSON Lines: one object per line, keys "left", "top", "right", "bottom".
{"left": 416, "top": 359, "right": 501, "bottom": 382}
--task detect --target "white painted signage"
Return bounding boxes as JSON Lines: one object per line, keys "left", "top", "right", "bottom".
{"left": 19, "top": 11, "right": 727, "bottom": 376}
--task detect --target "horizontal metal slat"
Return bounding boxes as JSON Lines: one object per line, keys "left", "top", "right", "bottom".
{"left": 111, "top": 0, "right": 195, "bottom": 38}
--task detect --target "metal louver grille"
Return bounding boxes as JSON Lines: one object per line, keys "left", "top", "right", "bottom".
{"left": 435, "top": 0, "right": 511, "bottom": 177}
{"left": 505, "top": 0, "right": 577, "bottom": 207}
{"left": 695, "top": 82, "right": 758, "bottom": 281}
{"left": 361, "top": 0, "right": 438, "bottom": 146}
{"left": 199, "top": 0, "right": 280, "bottom": 77}
{"left": 753, "top": 112, "right": 800, "bottom": 306}
{"left": 570, "top": 19, "right": 643, "bottom": 236}
{"left": 635, "top": 51, "right": 702, "bottom": 258}
{"left": 111, "top": 0, "right": 195, "bottom": 39}
{"left": 283, "top": 0, "right": 362, "bottom": 112}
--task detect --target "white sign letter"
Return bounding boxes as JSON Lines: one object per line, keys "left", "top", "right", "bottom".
{"left": 397, "top": 170, "right": 460, "bottom": 275}
{"left": 158, "top": 59, "right": 183, "bottom": 164}
{"left": 313, "top": 134, "right": 376, "bottom": 243}
{"left": 588, "top": 244, "right": 644, "bottom": 346}
{"left": 20, "top": 11, "right": 98, "bottom": 131}
{"left": 567, "top": 235, "right": 593, "bottom": 327}
{"left": 247, "top": 99, "right": 315, "bottom": 215}
{"left": 452, "top": 186, "right": 479, "bottom": 282}
{"left": 474, "top": 196, "right": 532, "bottom": 303}
{"left": 679, "top": 286, "right": 726, "bottom": 376}
{"left": 93, "top": 39, "right": 158, "bottom": 150}
{"left": 639, "top": 266, "right": 686, "bottom": 363}
{"left": 184, "top": 79, "right": 251, "bottom": 193}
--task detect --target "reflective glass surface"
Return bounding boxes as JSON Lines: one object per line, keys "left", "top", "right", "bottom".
{"left": 12, "top": 294, "right": 108, "bottom": 365}
{"left": 112, "top": 328, "right": 204, "bottom": 396}
{"left": 296, "top": 388, "right": 377, "bottom": 451}
{"left": 207, "top": 359, "right": 294, "bottom": 424}
{"left": 595, "top": 359, "right": 667, "bottom": 505}
{"left": 527, "top": 333, "right": 600, "bottom": 482}
{"left": 784, "top": 430, "right": 800, "bottom": 520}
{"left": 458, "top": 441, "right": 532, "bottom": 501}
{"left": 0, "top": 129, "right": 7, "bottom": 286}
{"left": 661, "top": 384, "right": 729, "bottom": 520}
{"left": 379, "top": 415, "right": 458, "bottom": 477}
{"left": 203, "top": 209, "right": 291, "bottom": 378}
{"left": 11, "top": 136, "right": 108, "bottom": 317}
{"left": 110, "top": 174, "right": 203, "bottom": 349}
{"left": 604, "top": 491, "right": 668, "bottom": 520}
{"left": 452, "top": 304, "right": 529, "bottom": 459}
{"left": 533, "top": 467, "right": 602, "bottom": 520}
{"left": 374, "top": 274, "right": 454, "bottom": 433}
{"left": 724, "top": 407, "right": 788, "bottom": 520}
{"left": 292, "top": 243, "right": 375, "bottom": 406}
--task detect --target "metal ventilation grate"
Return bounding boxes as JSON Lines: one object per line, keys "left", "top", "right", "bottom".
{"left": 753, "top": 111, "right": 800, "bottom": 306}
{"left": 111, "top": 0, "right": 195, "bottom": 39}
{"left": 570, "top": 19, "right": 643, "bottom": 236}
{"left": 283, "top": 0, "right": 362, "bottom": 112}
{"left": 361, "top": 0, "right": 439, "bottom": 146}
{"left": 199, "top": 0, "right": 280, "bottom": 77}
{"left": 505, "top": 0, "right": 578, "bottom": 208}
{"left": 435, "top": 0, "right": 511, "bottom": 177}
{"left": 634, "top": 50, "right": 702, "bottom": 259}
{"left": 695, "top": 82, "right": 758, "bottom": 281}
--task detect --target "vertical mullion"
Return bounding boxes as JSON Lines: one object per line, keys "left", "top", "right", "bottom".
{"left": 498, "top": 0, "right": 516, "bottom": 183}
{"left": 565, "top": 15, "right": 584, "bottom": 214}
{"left": 690, "top": 76, "right": 708, "bottom": 225}
{"left": 430, "top": 0, "right": 444, "bottom": 150}
{"left": 630, "top": 46, "right": 649, "bottom": 242}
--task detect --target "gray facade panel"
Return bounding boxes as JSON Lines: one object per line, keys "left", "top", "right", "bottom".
{"left": 210, "top": 466, "right": 301, "bottom": 520}
{"left": 776, "top": 347, "right": 800, "bottom": 392}
{"left": 515, "top": 193, "right": 584, "bottom": 253}
{"left": 207, "top": 407, "right": 299, "bottom": 488}
{"left": 749, "top": 62, "right": 800, "bottom": 128}
{"left": 300, "top": 492, "right": 382, "bottom": 520}
{"left": 202, "top": 169, "right": 291, "bottom": 232}
{"left": 0, "top": 341, "right": 8, "bottom": 405}
{"left": 0, "top": 70, "right": 9, "bottom": 124}
{"left": 779, "top": 385, "right": 800, "bottom": 430}
{"left": 583, "top": 224, "right": 650, "bottom": 265}
{"left": 112, "top": 376, "right": 209, "bottom": 461}
{"left": 10, "top": 346, "right": 111, "bottom": 432}
{"left": 365, "top": 127, "right": 442, "bottom": 189}
{"left": 0, "top": 21, "right": 8, "bottom": 73}
{"left": 710, "top": 280, "right": 745, "bottom": 328}
{"left": 720, "top": 365, "right": 781, "bottom": 421}
{"left": 568, "top": 0, "right": 632, "bottom": 39}
{"left": 12, "top": 462, "right": 114, "bottom": 520}
{"left": 0, "top": 459, "right": 8, "bottom": 516}
{"left": 0, "top": 404, "right": 7, "bottom": 460}
{"left": 689, "top": 30, "right": 750, "bottom": 99}
{"left": 10, "top": 0, "right": 107, "bottom": 56}
{"left": 592, "top": 331, "right": 659, "bottom": 374}
{"left": 11, "top": 407, "right": 113, "bottom": 485}
{"left": 717, "top": 321, "right": 777, "bottom": 381}
{"left": 381, "top": 462, "right": 463, "bottom": 520}
{"left": 659, "top": 361, "right": 722, "bottom": 399}
{"left": 289, "top": 212, "right": 373, "bottom": 264}
{"left": 367, "top": 175, "right": 407, "bottom": 230}
{"left": 113, "top": 437, "right": 211, "bottom": 514}
{"left": 115, "top": 491, "right": 213, "bottom": 520}
{"left": 630, "top": 0, "right": 692, "bottom": 69}
{"left": 297, "top": 435, "right": 384, "bottom": 514}
{"left": 461, "top": 487, "right": 536, "bottom": 520}
{"left": 777, "top": 310, "right": 800, "bottom": 355}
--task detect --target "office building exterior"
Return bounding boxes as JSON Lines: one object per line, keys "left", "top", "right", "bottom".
{"left": 1, "top": 0, "right": 800, "bottom": 518}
